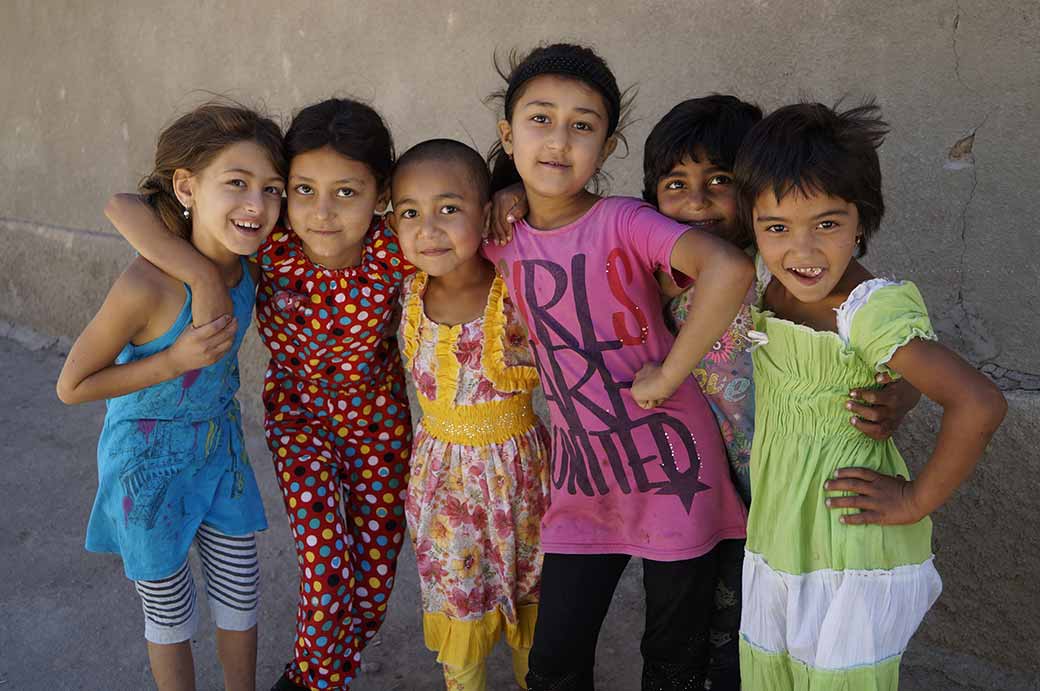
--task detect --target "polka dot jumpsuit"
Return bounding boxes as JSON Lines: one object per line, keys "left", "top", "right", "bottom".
{"left": 256, "top": 218, "right": 413, "bottom": 690}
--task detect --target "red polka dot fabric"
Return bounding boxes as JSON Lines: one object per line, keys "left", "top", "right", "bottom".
{"left": 255, "top": 219, "right": 414, "bottom": 690}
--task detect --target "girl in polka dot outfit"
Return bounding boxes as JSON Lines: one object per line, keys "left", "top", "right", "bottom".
{"left": 107, "top": 98, "right": 414, "bottom": 691}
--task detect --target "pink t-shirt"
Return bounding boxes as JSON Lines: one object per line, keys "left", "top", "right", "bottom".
{"left": 484, "top": 196, "right": 747, "bottom": 561}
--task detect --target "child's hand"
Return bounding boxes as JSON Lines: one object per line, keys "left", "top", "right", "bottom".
{"left": 824, "top": 467, "right": 925, "bottom": 525}
{"left": 168, "top": 314, "right": 237, "bottom": 375}
{"left": 485, "top": 184, "right": 527, "bottom": 246}
{"left": 846, "top": 373, "right": 922, "bottom": 441}
{"left": 273, "top": 290, "right": 314, "bottom": 316}
{"left": 630, "top": 362, "right": 681, "bottom": 409}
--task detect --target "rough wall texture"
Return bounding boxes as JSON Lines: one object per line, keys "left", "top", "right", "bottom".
{"left": 2, "top": 0, "right": 1037, "bottom": 675}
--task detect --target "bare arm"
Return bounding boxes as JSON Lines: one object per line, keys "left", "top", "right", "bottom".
{"left": 105, "top": 193, "right": 231, "bottom": 325}
{"left": 654, "top": 269, "right": 687, "bottom": 300}
{"left": 827, "top": 339, "right": 1007, "bottom": 524}
{"left": 631, "top": 230, "right": 754, "bottom": 407}
{"left": 56, "top": 261, "right": 236, "bottom": 404}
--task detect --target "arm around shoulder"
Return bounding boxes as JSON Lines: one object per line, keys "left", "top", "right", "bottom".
{"left": 57, "top": 260, "right": 168, "bottom": 404}
{"left": 105, "top": 193, "right": 230, "bottom": 324}
{"left": 56, "top": 259, "right": 234, "bottom": 404}
{"left": 661, "top": 230, "right": 753, "bottom": 381}
{"left": 105, "top": 193, "right": 220, "bottom": 287}
{"left": 629, "top": 231, "right": 753, "bottom": 408}
{"left": 668, "top": 229, "right": 754, "bottom": 290}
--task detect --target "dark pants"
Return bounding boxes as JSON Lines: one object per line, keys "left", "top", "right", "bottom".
{"left": 706, "top": 539, "right": 744, "bottom": 691}
{"left": 526, "top": 550, "right": 719, "bottom": 691}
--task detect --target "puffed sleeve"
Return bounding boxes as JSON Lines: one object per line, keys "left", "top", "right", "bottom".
{"left": 847, "top": 281, "right": 937, "bottom": 376}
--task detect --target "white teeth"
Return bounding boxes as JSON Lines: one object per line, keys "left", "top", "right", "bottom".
{"left": 234, "top": 221, "right": 261, "bottom": 230}
{"left": 791, "top": 267, "right": 823, "bottom": 277}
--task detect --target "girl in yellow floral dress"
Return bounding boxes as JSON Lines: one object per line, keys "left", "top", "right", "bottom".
{"left": 390, "top": 139, "right": 550, "bottom": 690}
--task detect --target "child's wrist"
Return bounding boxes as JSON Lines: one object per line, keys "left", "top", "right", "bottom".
{"left": 659, "top": 358, "right": 689, "bottom": 389}
{"left": 187, "top": 260, "right": 222, "bottom": 289}
{"left": 904, "top": 479, "right": 935, "bottom": 521}
{"left": 161, "top": 348, "right": 185, "bottom": 379}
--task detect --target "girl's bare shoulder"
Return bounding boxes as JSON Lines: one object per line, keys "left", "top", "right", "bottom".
{"left": 113, "top": 256, "right": 186, "bottom": 314}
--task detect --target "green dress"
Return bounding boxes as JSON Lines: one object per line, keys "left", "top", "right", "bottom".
{"left": 739, "top": 264, "right": 943, "bottom": 691}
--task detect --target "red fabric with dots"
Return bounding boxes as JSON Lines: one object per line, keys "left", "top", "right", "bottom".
{"left": 255, "top": 219, "right": 414, "bottom": 690}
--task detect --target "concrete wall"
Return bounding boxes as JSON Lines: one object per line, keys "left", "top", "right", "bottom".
{"left": 3, "top": 0, "right": 1038, "bottom": 675}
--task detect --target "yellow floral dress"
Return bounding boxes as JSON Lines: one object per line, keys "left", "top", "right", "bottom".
{"left": 399, "top": 272, "right": 550, "bottom": 669}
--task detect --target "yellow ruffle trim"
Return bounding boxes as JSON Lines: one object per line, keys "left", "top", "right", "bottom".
{"left": 433, "top": 320, "right": 462, "bottom": 406}
{"left": 482, "top": 275, "right": 539, "bottom": 394}
{"left": 423, "top": 603, "right": 539, "bottom": 668}
{"left": 400, "top": 272, "right": 428, "bottom": 370}
{"left": 403, "top": 272, "right": 539, "bottom": 443}
{"left": 404, "top": 272, "right": 536, "bottom": 402}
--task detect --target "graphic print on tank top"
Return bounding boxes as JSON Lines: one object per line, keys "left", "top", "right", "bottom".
{"left": 485, "top": 198, "right": 746, "bottom": 559}
{"left": 511, "top": 251, "right": 710, "bottom": 513}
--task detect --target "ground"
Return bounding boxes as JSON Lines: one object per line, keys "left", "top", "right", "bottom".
{"left": 1, "top": 335, "right": 1035, "bottom": 690}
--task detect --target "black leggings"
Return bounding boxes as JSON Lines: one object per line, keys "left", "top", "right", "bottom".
{"left": 526, "top": 550, "right": 720, "bottom": 691}
{"left": 706, "top": 539, "right": 744, "bottom": 691}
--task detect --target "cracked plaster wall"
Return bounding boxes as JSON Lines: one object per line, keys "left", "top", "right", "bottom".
{"left": 2, "top": 0, "right": 1038, "bottom": 675}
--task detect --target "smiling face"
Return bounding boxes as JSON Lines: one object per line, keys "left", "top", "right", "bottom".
{"left": 497, "top": 74, "right": 616, "bottom": 202}
{"left": 286, "top": 145, "right": 388, "bottom": 269}
{"left": 655, "top": 149, "right": 740, "bottom": 244}
{"left": 391, "top": 159, "right": 490, "bottom": 278}
{"left": 179, "top": 140, "right": 284, "bottom": 260}
{"left": 753, "top": 188, "right": 862, "bottom": 304}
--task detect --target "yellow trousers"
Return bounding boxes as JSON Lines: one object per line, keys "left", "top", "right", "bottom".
{"left": 443, "top": 646, "right": 530, "bottom": 691}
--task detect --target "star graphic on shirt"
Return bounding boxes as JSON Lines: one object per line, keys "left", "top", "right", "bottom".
{"left": 654, "top": 469, "right": 710, "bottom": 514}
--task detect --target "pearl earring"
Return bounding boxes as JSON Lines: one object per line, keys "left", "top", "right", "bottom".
{"left": 182, "top": 206, "right": 191, "bottom": 220}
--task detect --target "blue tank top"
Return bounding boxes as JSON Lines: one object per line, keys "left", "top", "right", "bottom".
{"left": 86, "top": 258, "right": 268, "bottom": 580}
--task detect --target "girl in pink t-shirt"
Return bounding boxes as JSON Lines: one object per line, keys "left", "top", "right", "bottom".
{"left": 482, "top": 43, "right": 754, "bottom": 690}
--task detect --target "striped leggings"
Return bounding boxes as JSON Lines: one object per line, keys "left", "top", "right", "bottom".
{"left": 134, "top": 523, "right": 259, "bottom": 644}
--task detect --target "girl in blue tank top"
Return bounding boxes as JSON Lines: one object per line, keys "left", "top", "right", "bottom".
{"left": 57, "top": 102, "right": 287, "bottom": 691}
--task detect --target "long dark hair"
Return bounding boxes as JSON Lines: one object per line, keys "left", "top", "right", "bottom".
{"left": 485, "top": 43, "right": 631, "bottom": 195}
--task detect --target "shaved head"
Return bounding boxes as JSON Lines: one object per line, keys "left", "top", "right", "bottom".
{"left": 394, "top": 138, "right": 491, "bottom": 204}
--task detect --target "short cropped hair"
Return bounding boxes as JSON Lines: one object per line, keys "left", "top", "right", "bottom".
{"left": 394, "top": 138, "right": 491, "bottom": 204}
{"left": 734, "top": 101, "right": 889, "bottom": 256}
{"left": 642, "top": 95, "right": 762, "bottom": 205}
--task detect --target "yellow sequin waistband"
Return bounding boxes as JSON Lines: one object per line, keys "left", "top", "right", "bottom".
{"left": 419, "top": 395, "right": 539, "bottom": 446}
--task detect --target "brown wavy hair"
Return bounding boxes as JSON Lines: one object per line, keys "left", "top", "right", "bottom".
{"left": 138, "top": 100, "right": 287, "bottom": 238}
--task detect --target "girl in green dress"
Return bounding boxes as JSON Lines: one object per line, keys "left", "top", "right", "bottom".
{"left": 734, "top": 102, "right": 1007, "bottom": 691}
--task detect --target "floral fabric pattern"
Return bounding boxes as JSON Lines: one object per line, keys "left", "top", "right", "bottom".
{"left": 400, "top": 272, "right": 549, "bottom": 667}
{"left": 665, "top": 271, "right": 759, "bottom": 506}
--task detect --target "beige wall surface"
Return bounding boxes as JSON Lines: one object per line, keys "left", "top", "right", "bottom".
{"left": 3, "top": 1, "right": 1038, "bottom": 368}
{"left": 3, "top": 0, "right": 1038, "bottom": 675}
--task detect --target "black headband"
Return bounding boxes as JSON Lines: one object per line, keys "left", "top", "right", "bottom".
{"left": 505, "top": 53, "right": 621, "bottom": 135}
